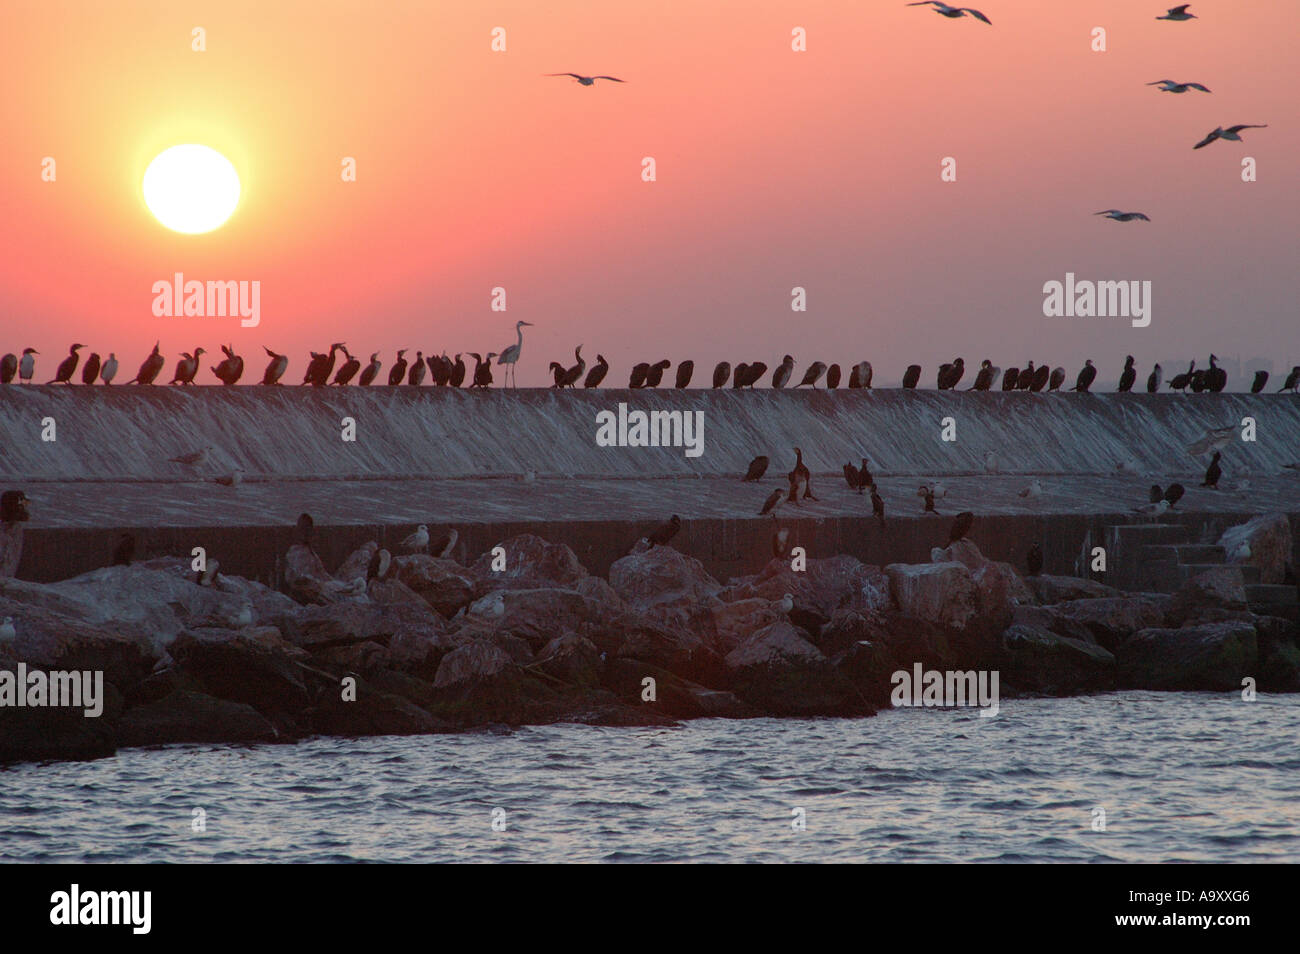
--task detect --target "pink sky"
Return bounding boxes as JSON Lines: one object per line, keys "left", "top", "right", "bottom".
{"left": 1, "top": 0, "right": 1295, "bottom": 386}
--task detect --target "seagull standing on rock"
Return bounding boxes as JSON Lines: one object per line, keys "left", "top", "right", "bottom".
{"left": 401, "top": 525, "right": 430, "bottom": 554}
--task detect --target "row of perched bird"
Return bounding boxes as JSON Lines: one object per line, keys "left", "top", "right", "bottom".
{"left": 4, "top": 343, "right": 1298, "bottom": 393}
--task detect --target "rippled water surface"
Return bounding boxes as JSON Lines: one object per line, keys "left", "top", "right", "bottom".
{"left": 3, "top": 693, "right": 1298, "bottom": 863}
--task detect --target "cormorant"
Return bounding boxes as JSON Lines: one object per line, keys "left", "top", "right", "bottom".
{"left": 1001, "top": 367, "right": 1019, "bottom": 391}
{"left": 1147, "top": 364, "right": 1162, "bottom": 392}
{"left": 871, "top": 487, "right": 885, "bottom": 527}
{"left": 948, "top": 511, "right": 973, "bottom": 544}
{"left": 772, "top": 355, "right": 795, "bottom": 389}
{"left": 1206, "top": 354, "right": 1226, "bottom": 393}
{"left": 711, "top": 361, "right": 730, "bottom": 388}
{"left": 826, "top": 364, "right": 841, "bottom": 388}
{"left": 1250, "top": 370, "right": 1268, "bottom": 393}
{"left": 971, "top": 360, "right": 995, "bottom": 391}
{"left": 333, "top": 347, "right": 361, "bottom": 385}
{"left": 1278, "top": 366, "right": 1300, "bottom": 393}
{"left": 408, "top": 351, "right": 427, "bottom": 386}
{"left": 584, "top": 354, "right": 609, "bottom": 388}
{"left": 902, "top": 365, "right": 921, "bottom": 389}
{"left": 1017, "top": 361, "right": 1036, "bottom": 390}
{"left": 81, "top": 352, "right": 101, "bottom": 385}
{"left": 675, "top": 358, "right": 695, "bottom": 388}
{"left": 918, "top": 485, "right": 939, "bottom": 514}
{"left": 647, "top": 514, "right": 681, "bottom": 547}
{"left": 1202, "top": 451, "right": 1221, "bottom": 488}
{"left": 1164, "top": 483, "right": 1185, "bottom": 508}
{"left": 470, "top": 352, "right": 497, "bottom": 388}
{"left": 644, "top": 359, "right": 671, "bottom": 387}
{"left": 743, "top": 456, "right": 770, "bottom": 482}
{"left": 1118, "top": 355, "right": 1136, "bottom": 392}
{"left": 1048, "top": 366, "right": 1065, "bottom": 391}
{"left": 1170, "top": 360, "right": 1195, "bottom": 392}
{"left": 848, "top": 361, "right": 873, "bottom": 389}
{"left": 1030, "top": 363, "right": 1050, "bottom": 391}
{"left": 213, "top": 345, "right": 244, "bottom": 386}
{"left": 937, "top": 358, "right": 965, "bottom": 390}
{"left": 1072, "top": 359, "right": 1097, "bottom": 392}
{"left": 759, "top": 487, "right": 784, "bottom": 516}
{"left": 129, "top": 343, "right": 165, "bottom": 385}
{"left": 731, "top": 363, "right": 748, "bottom": 389}
{"left": 388, "top": 350, "right": 409, "bottom": 386}
{"left": 450, "top": 354, "right": 467, "bottom": 387}
{"left": 795, "top": 361, "right": 827, "bottom": 388}
{"left": 629, "top": 362, "right": 650, "bottom": 388}
{"left": 359, "top": 353, "right": 382, "bottom": 386}
{"left": 49, "top": 344, "right": 83, "bottom": 384}
{"left": 788, "top": 447, "right": 816, "bottom": 501}
{"left": 549, "top": 362, "right": 567, "bottom": 388}
{"left": 262, "top": 347, "right": 289, "bottom": 385}
{"left": 0, "top": 353, "right": 15, "bottom": 383}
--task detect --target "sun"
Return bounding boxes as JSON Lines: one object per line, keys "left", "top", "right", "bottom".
{"left": 142, "top": 144, "right": 241, "bottom": 234}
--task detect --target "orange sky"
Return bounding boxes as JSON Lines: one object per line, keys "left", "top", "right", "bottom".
{"left": 1, "top": 0, "right": 1296, "bottom": 386}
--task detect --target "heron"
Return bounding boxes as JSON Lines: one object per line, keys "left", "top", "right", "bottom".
{"left": 496, "top": 320, "right": 533, "bottom": 387}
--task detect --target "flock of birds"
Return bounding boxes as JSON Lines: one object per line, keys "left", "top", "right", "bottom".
{"left": 6, "top": 335, "right": 1298, "bottom": 395}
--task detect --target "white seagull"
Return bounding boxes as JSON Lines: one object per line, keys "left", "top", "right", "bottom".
{"left": 1019, "top": 479, "right": 1043, "bottom": 499}
{"left": 1147, "top": 80, "right": 1210, "bottom": 94}
{"left": 1095, "top": 209, "right": 1150, "bottom": 222}
{"left": 0, "top": 616, "right": 15, "bottom": 642}
{"left": 1156, "top": 4, "right": 1196, "bottom": 21}
{"left": 546, "top": 73, "right": 625, "bottom": 86}
{"left": 906, "top": 2, "right": 992, "bottom": 24}
{"left": 1193, "top": 124, "right": 1267, "bottom": 149}
{"left": 401, "top": 524, "right": 430, "bottom": 553}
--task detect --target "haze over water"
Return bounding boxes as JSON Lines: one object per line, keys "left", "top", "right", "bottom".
{"left": 4, "top": 693, "right": 1297, "bottom": 863}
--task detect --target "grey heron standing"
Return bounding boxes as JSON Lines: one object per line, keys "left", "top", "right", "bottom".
{"left": 497, "top": 320, "right": 533, "bottom": 387}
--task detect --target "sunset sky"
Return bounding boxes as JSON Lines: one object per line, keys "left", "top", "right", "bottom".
{"left": 2, "top": 0, "right": 1295, "bottom": 386}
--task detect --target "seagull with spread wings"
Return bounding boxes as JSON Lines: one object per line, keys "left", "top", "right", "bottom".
{"left": 546, "top": 73, "right": 625, "bottom": 86}
{"left": 906, "top": 2, "right": 991, "bottom": 24}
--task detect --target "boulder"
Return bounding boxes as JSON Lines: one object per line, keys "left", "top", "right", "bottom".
{"left": 999, "top": 624, "right": 1116, "bottom": 694}
{"left": 430, "top": 642, "right": 564, "bottom": 726}
{"left": 468, "top": 534, "right": 590, "bottom": 594}
{"left": 394, "top": 555, "right": 475, "bottom": 617}
{"left": 0, "top": 595, "right": 155, "bottom": 688}
{"left": 281, "top": 602, "right": 441, "bottom": 650}
{"left": 1254, "top": 616, "right": 1300, "bottom": 691}
{"left": 710, "top": 597, "right": 783, "bottom": 655}
{"left": 1167, "top": 567, "right": 1250, "bottom": 626}
{"left": 307, "top": 675, "right": 450, "bottom": 737}
{"left": 831, "top": 638, "right": 901, "bottom": 708}
{"left": 1218, "top": 514, "right": 1293, "bottom": 585}
{"left": 929, "top": 539, "right": 988, "bottom": 571}
{"left": 285, "top": 545, "right": 366, "bottom": 605}
{"left": 535, "top": 633, "right": 603, "bottom": 688}
{"left": 118, "top": 690, "right": 277, "bottom": 746}
{"left": 434, "top": 642, "right": 516, "bottom": 689}
{"left": 609, "top": 545, "right": 722, "bottom": 637}
{"left": 1026, "top": 574, "right": 1120, "bottom": 603}
{"left": 335, "top": 541, "right": 379, "bottom": 583}
{"left": 719, "top": 556, "right": 892, "bottom": 623}
{"left": 1118, "top": 621, "right": 1257, "bottom": 691}
{"left": 1045, "top": 596, "right": 1170, "bottom": 652}
{"left": 885, "top": 562, "right": 979, "bottom": 631}
{"left": 724, "top": 620, "right": 868, "bottom": 716}
{"left": 168, "top": 626, "right": 310, "bottom": 713}
{"left": 971, "top": 561, "right": 1035, "bottom": 634}
{"left": 0, "top": 695, "right": 118, "bottom": 763}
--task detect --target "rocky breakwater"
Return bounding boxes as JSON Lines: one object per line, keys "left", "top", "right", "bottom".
{"left": 3, "top": 516, "right": 1297, "bottom": 764}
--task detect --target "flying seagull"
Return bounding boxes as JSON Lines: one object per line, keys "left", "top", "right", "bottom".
{"left": 547, "top": 73, "right": 625, "bottom": 86}
{"left": 1193, "top": 125, "right": 1267, "bottom": 149}
{"left": 906, "top": 2, "right": 991, "bottom": 23}
{"left": 1147, "top": 80, "right": 1210, "bottom": 94}
{"left": 1156, "top": 4, "right": 1196, "bottom": 21}
{"left": 1094, "top": 209, "right": 1150, "bottom": 222}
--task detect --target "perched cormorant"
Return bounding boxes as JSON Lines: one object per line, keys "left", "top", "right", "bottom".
{"left": 1048, "top": 366, "right": 1066, "bottom": 391}
{"left": 743, "top": 362, "right": 767, "bottom": 387}
{"left": 0, "top": 353, "right": 16, "bottom": 384}
{"left": 743, "top": 456, "right": 770, "bottom": 482}
{"left": 171, "top": 348, "right": 205, "bottom": 385}
{"left": 673, "top": 359, "right": 694, "bottom": 389}
{"left": 1149, "top": 484, "right": 1164, "bottom": 504}
{"left": 1147, "top": 364, "right": 1162, "bottom": 393}
{"left": 772, "top": 355, "right": 795, "bottom": 389}
{"left": 560, "top": 347, "right": 586, "bottom": 388}
{"left": 918, "top": 485, "right": 939, "bottom": 514}
{"left": 548, "top": 361, "right": 567, "bottom": 388}
{"left": 731, "top": 363, "right": 748, "bottom": 389}
{"left": 796, "top": 361, "right": 827, "bottom": 388}
{"left": 1030, "top": 363, "right": 1050, "bottom": 391}
{"left": 262, "top": 347, "right": 289, "bottom": 385}
{"left": 129, "top": 343, "right": 165, "bottom": 384}
{"left": 788, "top": 447, "right": 816, "bottom": 501}
{"left": 470, "top": 352, "right": 497, "bottom": 388}
{"left": 1250, "top": 370, "right": 1269, "bottom": 393}
{"left": 949, "top": 511, "right": 973, "bottom": 544}
{"left": 826, "top": 364, "right": 841, "bottom": 388}
{"left": 1072, "top": 360, "right": 1097, "bottom": 392}
{"left": 18, "top": 348, "right": 38, "bottom": 384}
{"left": 629, "top": 362, "right": 650, "bottom": 388}
{"left": 902, "top": 365, "right": 921, "bottom": 389}
{"left": 759, "top": 487, "right": 784, "bottom": 516}
{"left": 450, "top": 353, "right": 467, "bottom": 388}
{"left": 644, "top": 359, "right": 671, "bottom": 387}
{"left": 1001, "top": 367, "right": 1019, "bottom": 391}
{"left": 1202, "top": 451, "right": 1221, "bottom": 488}
{"left": 1189, "top": 368, "right": 1208, "bottom": 393}
{"left": 843, "top": 462, "right": 860, "bottom": 492}
{"left": 971, "top": 360, "right": 995, "bottom": 391}
{"left": 388, "top": 350, "right": 409, "bottom": 386}
{"left": 1164, "top": 483, "right": 1185, "bottom": 508}
{"left": 296, "top": 512, "right": 315, "bottom": 548}
{"left": 848, "top": 361, "right": 873, "bottom": 389}
{"left": 210, "top": 345, "right": 243, "bottom": 385}
{"left": 584, "top": 354, "right": 609, "bottom": 388}
{"left": 408, "top": 351, "right": 427, "bottom": 386}
{"left": 1206, "top": 354, "right": 1226, "bottom": 393}
{"left": 646, "top": 514, "right": 681, "bottom": 547}
{"left": 1017, "top": 362, "right": 1036, "bottom": 390}
{"left": 1026, "top": 543, "right": 1043, "bottom": 576}
{"left": 1170, "top": 360, "right": 1195, "bottom": 392}
{"left": 1278, "top": 366, "right": 1300, "bottom": 393}
{"left": 858, "top": 458, "right": 874, "bottom": 490}
{"left": 871, "top": 487, "right": 885, "bottom": 527}
{"left": 359, "top": 353, "right": 382, "bottom": 386}
{"left": 937, "top": 358, "right": 965, "bottom": 390}
{"left": 80, "top": 352, "right": 101, "bottom": 385}
{"left": 712, "top": 361, "right": 731, "bottom": 388}
{"left": 333, "top": 347, "right": 362, "bottom": 385}
{"left": 49, "top": 344, "right": 83, "bottom": 384}
{"left": 428, "top": 353, "right": 451, "bottom": 386}
{"left": 1118, "top": 355, "right": 1136, "bottom": 392}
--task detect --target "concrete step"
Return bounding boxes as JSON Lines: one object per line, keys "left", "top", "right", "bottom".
{"left": 1178, "top": 563, "right": 1260, "bottom": 584}
{"left": 1106, "top": 523, "right": 1191, "bottom": 548}
{"left": 1245, "top": 584, "right": 1300, "bottom": 606}
{"left": 1139, "top": 543, "right": 1228, "bottom": 565}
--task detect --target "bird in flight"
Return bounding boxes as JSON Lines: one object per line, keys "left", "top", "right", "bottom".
{"left": 1147, "top": 80, "right": 1210, "bottom": 94}
{"left": 1156, "top": 4, "right": 1196, "bottom": 21}
{"left": 1193, "top": 124, "right": 1267, "bottom": 149}
{"left": 547, "top": 73, "right": 625, "bottom": 86}
{"left": 906, "top": 2, "right": 992, "bottom": 24}
{"left": 1094, "top": 210, "right": 1151, "bottom": 222}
